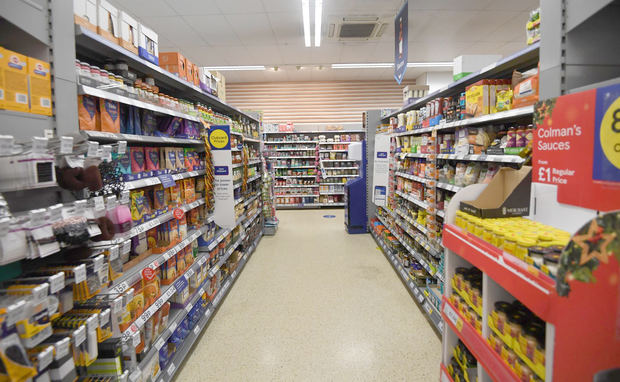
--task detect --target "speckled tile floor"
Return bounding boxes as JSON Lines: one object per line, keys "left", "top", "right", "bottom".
{"left": 175, "top": 209, "right": 441, "bottom": 381}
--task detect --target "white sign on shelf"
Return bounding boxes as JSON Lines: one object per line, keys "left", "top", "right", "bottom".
{"left": 372, "top": 134, "right": 390, "bottom": 207}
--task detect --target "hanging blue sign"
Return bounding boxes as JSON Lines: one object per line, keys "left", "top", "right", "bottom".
{"left": 394, "top": 1, "right": 408, "bottom": 84}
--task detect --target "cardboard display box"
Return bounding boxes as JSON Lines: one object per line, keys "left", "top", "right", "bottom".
{"left": 96, "top": 0, "right": 120, "bottom": 44}
{"left": 74, "top": 0, "right": 97, "bottom": 33}
{"left": 159, "top": 51, "right": 186, "bottom": 79}
{"left": 138, "top": 24, "right": 159, "bottom": 65}
{"left": 119, "top": 11, "right": 139, "bottom": 55}
{"left": 460, "top": 166, "right": 532, "bottom": 218}
{"left": 2, "top": 48, "right": 29, "bottom": 112}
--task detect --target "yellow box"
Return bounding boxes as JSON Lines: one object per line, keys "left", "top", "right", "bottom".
{"left": 27, "top": 57, "right": 52, "bottom": 116}
{"left": 2, "top": 49, "right": 29, "bottom": 112}
{"left": 465, "top": 80, "right": 490, "bottom": 118}
{"left": 0, "top": 48, "right": 5, "bottom": 109}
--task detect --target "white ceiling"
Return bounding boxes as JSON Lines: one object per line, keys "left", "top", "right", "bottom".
{"left": 110, "top": 0, "right": 539, "bottom": 82}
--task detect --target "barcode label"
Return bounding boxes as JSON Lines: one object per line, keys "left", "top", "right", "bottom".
{"left": 0, "top": 89, "right": 4, "bottom": 100}
{"left": 41, "top": 98, "right": 51, "bottom": 107}
{"left": 16, "top": 93, "right": 28, "bottom": 104}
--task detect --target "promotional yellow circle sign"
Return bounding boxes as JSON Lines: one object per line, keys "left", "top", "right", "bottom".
{"left": 600, "top": 96, "right": 620, "bottom": 169}
{"left": 209, "top": 129, "right": 229, "bottom": 149}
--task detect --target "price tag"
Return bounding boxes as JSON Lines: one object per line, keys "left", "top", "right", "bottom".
{"left": 168, "top": 321, "right": 178, "bottom": 334}
{"left": 73, "top": 264, "right": 86, "bottom": 284}
{"left": 443, "top": 303, "right": 462, "bottom": 332}
{"left": 193, "top": 325, "right": 201, "bottom": 336}
{"left": 87, "top": 141, "right": 99, "bottom": 157}
{"left": 132, "top": 331, "right": 141, "bottom": 347}
{"left": 92, "top": 196, "right": 105, "bottom": 212}
{"left": 54, "top": 337, "right": 70, "bottom": 360}
{"left": 49, "top": 272, "right": 65, "bottom": 294}
{"left": 400, "top": 268, "right": 408, "bottom": 280}
{"left": 73, "top": 325, "right": 86, "bottom": 346}
{"left": 121, "top": 240, "right": 131, "bottom": 254}
{"left": 438, "top": 320, "right": 444, "bottom": 332}
{"left": 0, "top": 135, "right": 14, "bottom": 155}
{"left": 155, "top": 337, "right": 165, "bottom": 350}
{"left": 112, "top": 281, "right": 129, "bottom": 295}
{"left": 109, "top": 245, "right": 119, "bottom": 261}
{"left": 38, "top": 346, "right": 54, "bottom": 370}
{"left": 101, "top": 145, "right": 112, "bottom": 161}
{"left": 59, "top": 136, "right": 74, "bottom": 154}
{"left": 167, "top": 363, "right": 176, "bottom": 376}
{"left": 99, "top": 309, "right": 110, "bottom": 326}
{"left": 204, "top": 308, "right": 212, "bottom": 319}
{"left": 120, "top": 190, "right": 130, "bottom": 205}
{"left": 32, "top": 137, "right": 47, "bottom": 154}
{"left": 6, "top": 300, "right": 26, "bottom": 326}
{"left": 93, "top": 254, "right": 104, "bottom": 273}
{"left": 117, "top": 140, "right": 127, "bottom": 155}
{"left": 112, "top": 297, "right": 123, "bottom": 312}
{"left": 185, "top": 268, "right": 194, "bottom": 279}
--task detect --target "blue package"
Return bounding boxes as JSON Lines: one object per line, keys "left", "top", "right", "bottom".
{"left": 141, "top": 110, "right": 157, "bottom": 136}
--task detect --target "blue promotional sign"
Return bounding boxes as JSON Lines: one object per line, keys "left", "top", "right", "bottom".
{"left": 394, "top": 1, "right": 408, "bottom": 84}
{"left": 208, "top": 125, "right": 235, "bottom": 228}
{"left": 593, "top": 83, "right": 620, "bottom": 182}
{"left": 377, "top": 151, "right": 388, "bottom": 158}
{"left": 208, "top": 125, "right": 231, "bottom": 150}
{"left": 214, "top": 166, "right": 229, "bottom": 176}
{"left": 157, "top": 174, "right": 176, "bottom": 189}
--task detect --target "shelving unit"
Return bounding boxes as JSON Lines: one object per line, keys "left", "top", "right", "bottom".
{"left": 368, "top": 43, "right": 540, "bottom": 341}
{"left": 264, "top": 129, "right": 364, "bottom": 208}
{"left": 0, "top": 3, "right": 267, "bottom": 382}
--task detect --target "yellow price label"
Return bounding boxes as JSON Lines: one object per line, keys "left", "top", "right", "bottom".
{"left": 455, "top": 318, "right": 463, "bottom": 332}
{"left": 600, "top": 96, "right": 620, "bottom": 169}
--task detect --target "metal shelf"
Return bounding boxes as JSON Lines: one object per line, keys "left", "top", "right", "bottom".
{"left": 392, "top": 106, "right": 534, "bottom": 136}
{"left": 320, "top": 159, "right": 356, "bottom": 162}
{"left": 124, "top": 170, "right": 205, "bottom": 190}
{"left": 158, "top": 233, "right": 263, "bottom": 382}
{"left": 263, "top": 130, "right": 365, "bottom": 134}
{"left": 74, "top": 25, "right": 258, "bottom": 123}
{"left": 0, "top": 110, "right": 54, "bottom": 142}
{"left": 267, "top": 156, "right": 316, "bottom": 159}
{"left": 395, "top": 172, "right": 432, "bottom": 185}
{"left": 0, "top": 0, "right": 50, "bottom": 44}
{"left": 275, "top": 175, "right": 316, "bottom": 178}
{"left": 436, "top": 182, "right": 462, "bottom": 193}
{"left": 384, "top": 43, "right": 540, "bottom": 120}
{"left": 82, "top": 130, "right": 202, "bottom": 145}
{"left": 79, "top": 85, "right": 200, "bottom": 122}
{"left": 275, "top": 194, "right": 319, "bottom": 198}
{"left": 436, "top": 153, "right": 525, "bottom": 164}
{"left": 264, "top": 141, "right": 318, "bottom": 144}
{"left": 371, "top": 230, "right": 443, "bottom": 334}
{"left": 395, "top": 190, "right": 429, "bottom": 210}
{"left": 274, "top": 184, "right": 318, "bottom": 188}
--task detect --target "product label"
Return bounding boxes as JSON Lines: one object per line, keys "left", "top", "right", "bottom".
{"left": 105, "top": 100, "right": 119, "bottom": 122}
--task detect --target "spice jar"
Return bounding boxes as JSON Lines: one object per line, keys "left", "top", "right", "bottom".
{"left": 515, "top": 237, "right": 536, "bottom": 260}
{"left": 542, "top": 253, "right": 560, "bottom": 278}
{"left": 528, "top": 246, "right": 549, "bottom": 268}
{"left": 493, "top": 301, "right": 512, "bottom": 333}
{"left": 508, "top": 311, "right": 526, "bottom": 340}
{"left": 503, "top": 233, "right": 518, "bottom": 255}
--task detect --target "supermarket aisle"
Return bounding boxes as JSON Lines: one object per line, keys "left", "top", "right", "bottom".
{"left": 176, "top": 209, "right": 441, "bottom": 381}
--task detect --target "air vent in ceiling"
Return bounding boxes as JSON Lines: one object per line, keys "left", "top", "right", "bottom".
{"left": 327, "top": 16, "right": 391, "bottom": 41}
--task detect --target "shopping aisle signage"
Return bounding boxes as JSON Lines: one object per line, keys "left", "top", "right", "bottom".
{"left": 372, "top": 134, "right": 391, "bottom": 207}
{"left": 209, "top": 125, "right": 235, "bottom": 229}
{"left": 532, "top": 83, "right": 620, "bottom": 211}
{"left": 394, "top": 1, "right": 408, "bottom": 84}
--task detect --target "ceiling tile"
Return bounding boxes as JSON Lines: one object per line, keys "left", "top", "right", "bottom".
{"left": 486, "top": 0, "right": 540, "bottom": 11}
{"left": 183, "top": 15, "right": 242, "bottom": 46}
{"left": 109, "top": 0, "right": 177, "bottom": 18}
{"left": 243, "top": 45, "right": 284, "bottom": 65}
{"left": 261, "top": 0, "right": 300, "bottom": 13}
{"left": 164, "top": 0, "right": 221, "bottom": 15}
{"left": 141, "top": 16, "right": 208, "bottom": 47}
{"left": 225, "top": 13, "right": 277, "bottom": 44}
{"left": 478, "top": 12, "right": 531, "bottom": 43}
{"left": 266, "top": 12, "right": 302, "bottom": 45}
{"left": 215, "top": 0, "right": 265, "bottom": 14}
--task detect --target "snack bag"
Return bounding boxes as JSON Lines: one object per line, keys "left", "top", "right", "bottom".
{"left": 495, "top": 89, "right": 513, "bottom": 112}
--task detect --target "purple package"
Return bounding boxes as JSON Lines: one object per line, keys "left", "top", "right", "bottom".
{"left": 156, "top": 116, "right": 183, "bottom": 137}
{"left": 141, "top": 110, "right": 157, "bottom": 136}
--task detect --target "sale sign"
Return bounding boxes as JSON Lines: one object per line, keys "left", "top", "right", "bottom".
{"left": 532, "top": 83, "right": 620, "bottom": 211}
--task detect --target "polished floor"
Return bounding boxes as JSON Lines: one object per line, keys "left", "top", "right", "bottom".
{"left": 176, "top": 209, "right": 441, "bottom": 381}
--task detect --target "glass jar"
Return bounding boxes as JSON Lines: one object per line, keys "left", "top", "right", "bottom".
{"left": 492, "top": 227, "right": 506, "bottom": 248}
{"left": 507, "top": 126, "right": 517, "bottom": 147}
{"left": 516, "top": 237, "right": 536, "bottom": 260}
{"left": 474, "top": 219, "right": 485, "bottom": 238}
{"left": 503, "top": 233, "right": 518, "bottom": 255}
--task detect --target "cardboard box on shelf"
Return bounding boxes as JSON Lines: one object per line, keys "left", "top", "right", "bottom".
{"left": 96, "top": 0, "right": 120, "bottom": 44}
{"left": 118, "top": 11, "right": 139, "bottom": 55}
{"left": 138, "top": 24, "right": 159, "bottom": 65}
{"left": 198, "top": 68, "right": 212, "bottom": 93}
{"left": 192, "top": 63, "right": 199, "bottom": 86}
{"left": 185, "top": 58, "right": 195, "bottom": 83}
{"left": 1, "top": 48, "right": 29, "bottom": 112}
{"left": 465, "top": 80, "right": 490, "bottom": 118}
{"left": 27, "top": 57, "right": 52, "bottom": 116}
{"left": 73, "top": 0, "right": 97, "bottom": 33}
{"left": 460, "top": 166, "right": 532, "bottom": 218}
{"left": 159, "top": 52, "right": 186, "bottom": 79}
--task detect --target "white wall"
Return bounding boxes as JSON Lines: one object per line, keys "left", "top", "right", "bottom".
{"left": 415, "top": 72, "right": 453, "bottom": 93}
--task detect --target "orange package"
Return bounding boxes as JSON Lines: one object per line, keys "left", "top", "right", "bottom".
{"left": 97, "top": 98, "right": 121, "bottom": 132}
{"left": 141, "top": 267, "right": 161, "bottom": 308}
{"left": 78, "top": 95, "right": 98, "bottom": 130}
{"left": 512, "top": 69, "right": 539, "bottom": 108}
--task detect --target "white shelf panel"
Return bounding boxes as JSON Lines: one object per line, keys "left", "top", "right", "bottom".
{"left": 267, "top": 156, "right": 316, "bottom": 159}
{"left": 436, "top": 182, "right": 462, "bottom": 193}
{"left": 274, "top": 184, "right": 318, "bottom": 188}
{"left": 82, "top": 131, "right": 202, "bottom": 145}
{"left": 125, "top": 170, "right": 206, "bottom": 190}
{"left": 395, "top": 172, "right": 432, "bottom": 185}
{"left": 395, "top": 190, "right": 429, "bottom": 210}
{"left": 264, "top": 141, "right": 318, "bottom": 144}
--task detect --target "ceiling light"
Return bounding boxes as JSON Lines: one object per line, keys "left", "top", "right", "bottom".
{"left": 332, "top": 63, "right": 394, "bottom": 69}
{"left": 314, "top": 0, "right": 322, "bottom": 47}
{"left": 407, "top": 62, "right": 453, "bottom": 67}
{"left": 203, "top": 66, "right": 266, "bottom": 71}
{"left": 302, "top": 0, "right": 311, "bottom": 47}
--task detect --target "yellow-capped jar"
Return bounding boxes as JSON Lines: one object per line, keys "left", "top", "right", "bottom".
{"left": 503, "top": 233, "right": 518, "bottom": 255}
{"left": 515, "top": 237, "right": 536, "bottom": 260}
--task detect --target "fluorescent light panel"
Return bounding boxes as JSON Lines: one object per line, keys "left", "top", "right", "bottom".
{"left": 332, "top": 62, "right": 453, "bottom": 69}
{"left": 302, "top": 0, "right": 311, "bottom": 47}
{"left": 204, "top": 66, "right": 266, "bottom": 71}
{"left": 314, "top": 0, "right": 322, "bottom": 47}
